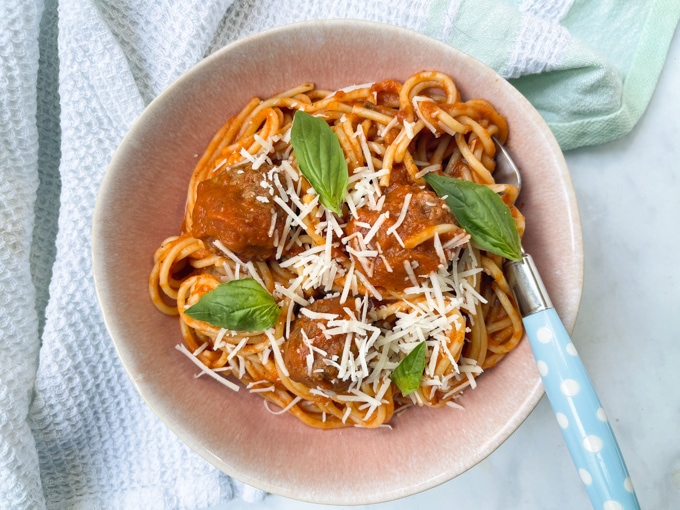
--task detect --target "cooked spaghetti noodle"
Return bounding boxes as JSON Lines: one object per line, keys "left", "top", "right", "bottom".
{"left": 149, "top": 70, "right": 525, "bottom": 429}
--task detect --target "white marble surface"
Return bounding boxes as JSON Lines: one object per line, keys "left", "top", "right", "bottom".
{"left": 205, "top": 25, "right": 680, "bottom": 510}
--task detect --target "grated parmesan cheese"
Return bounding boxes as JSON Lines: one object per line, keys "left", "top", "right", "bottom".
{"left": 176, "top": 96, "right": 507, "bottom": 424}
{"left": 175, "top": 344, "right": 240, "bottom": 392}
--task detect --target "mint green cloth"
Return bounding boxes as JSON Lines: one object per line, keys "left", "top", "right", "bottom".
{"left": 428, "top": 0, "right": 680, "bottom": 150}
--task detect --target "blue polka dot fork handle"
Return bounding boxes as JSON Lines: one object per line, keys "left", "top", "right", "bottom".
{"left": 506, "top": 253, "right": 640, "bottom": 510}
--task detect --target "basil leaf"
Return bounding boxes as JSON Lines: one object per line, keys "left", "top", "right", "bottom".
{"left": 184, "top": 278, "right": 280, "bottom": 331}
{"left": 290, "top": 110, "right": 349, "bottom": 215}
{"left": 424, "top": 174, "right": 522, "bottom": 262}
{"left": 390, "top": 341, "right": 427, "bottom": 396}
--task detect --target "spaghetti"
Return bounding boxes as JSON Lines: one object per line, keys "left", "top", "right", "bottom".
{"left": 149, "top": 70, "right": 525, "bottom": 429}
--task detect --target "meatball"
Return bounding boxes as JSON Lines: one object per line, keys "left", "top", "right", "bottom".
{"left": 345, "top": 184, "right": 460, "bottom": 292}
{"left": 191, "top": 163, "right": 285, "bottom": 261}
{"left": 283, "top": 297, "right": 355, "bottom": 392}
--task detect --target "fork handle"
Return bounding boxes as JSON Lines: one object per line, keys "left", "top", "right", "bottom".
{"left": 524, "top": 308, "right": 640, "bottom": 509}
{"left": 507, "top": 254, "right": 640, "bottom": 509}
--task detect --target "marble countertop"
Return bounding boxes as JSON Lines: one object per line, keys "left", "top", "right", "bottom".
{"left": 210, "top": 23, "right": 680, "bottom": 510}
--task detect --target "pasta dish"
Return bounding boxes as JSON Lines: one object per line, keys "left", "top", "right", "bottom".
{"left": 149, "top": 70, "right": 525, "bottom": 429}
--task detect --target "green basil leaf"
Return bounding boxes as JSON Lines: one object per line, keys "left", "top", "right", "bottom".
{"left": 424, "top": 174, "right": 522, "bottom": 262}
{"left": 184, "top": 278, "right": 280, "bottom": 332}
{"left": 290, "top": 110, "right": 349, "bottom": 215}
{"left": 390, "top": 341, "right": 427, "bottom": 396}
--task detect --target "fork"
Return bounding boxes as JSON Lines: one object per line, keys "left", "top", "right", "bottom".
{"left": 494, "top": 137, "right": 641, "bottom": 510}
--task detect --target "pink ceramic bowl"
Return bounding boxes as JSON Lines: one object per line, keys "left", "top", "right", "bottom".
{"left": 93, "top": 19, "right": 583, "bottom": 504}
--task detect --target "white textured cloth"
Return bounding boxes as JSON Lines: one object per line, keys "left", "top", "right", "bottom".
{"left": 1, "top": 1, "right": 678, "bottom": 508}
